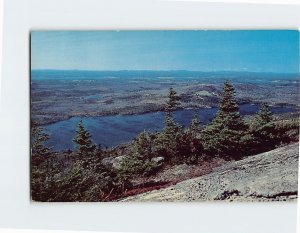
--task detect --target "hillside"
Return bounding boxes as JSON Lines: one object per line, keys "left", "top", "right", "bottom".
{"left": 121, "top": 143, "right": 299, "bottom": 202}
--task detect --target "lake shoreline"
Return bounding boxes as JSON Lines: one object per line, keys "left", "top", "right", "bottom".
{"left": 35, "top": 101, "right": 299, "bottom": 126}
{"left": 42, "top": 103, "right": 299, "bottom": 151}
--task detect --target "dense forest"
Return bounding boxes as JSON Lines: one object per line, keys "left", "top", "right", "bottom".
{"left": 31, "top": 81, "right": 299, "bottom": 201}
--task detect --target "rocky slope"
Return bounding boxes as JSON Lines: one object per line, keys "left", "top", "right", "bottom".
{"left": 121, "top": 143, "right": 299, "bottom": 202}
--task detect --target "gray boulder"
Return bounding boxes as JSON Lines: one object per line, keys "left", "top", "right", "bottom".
{"left": 151, "top": 156, "right": 164, "bottom": 163}
{"left": 102, "top": 155, "right": 126, "bottom": 170}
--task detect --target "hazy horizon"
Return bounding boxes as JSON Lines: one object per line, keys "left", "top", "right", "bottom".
{"left": 31, "top": 30, "right": 299, "bottom": 73}
{"left": 31, "top": 69, "right": 299, "bottom": 74}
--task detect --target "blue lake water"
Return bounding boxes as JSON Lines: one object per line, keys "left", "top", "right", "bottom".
{"left": 43, "top": 104, "right": 296, "bottom": 151}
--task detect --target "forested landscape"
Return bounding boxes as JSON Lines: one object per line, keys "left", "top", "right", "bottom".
{"left": 31, "top": 80, "right": 299, "bottom": 202}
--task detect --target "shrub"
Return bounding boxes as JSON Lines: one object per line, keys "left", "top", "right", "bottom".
{"left": 275, "top": 118, "right": 299, "bottom": 145}
{"left": 202, "top": 81, "right": 248, "bottom": 160}
{"left": 117, "top": 131, "right": 163, "bottom": 181}
{"left": 247, "top": 103, "right": 278, "bottom": 153}
{"left": 32, "top": 155, "right": 119, "bottom": 202}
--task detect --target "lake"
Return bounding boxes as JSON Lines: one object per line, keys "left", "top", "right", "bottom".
{"left": 43, "top": 104, "right": 296, "bottom": 151}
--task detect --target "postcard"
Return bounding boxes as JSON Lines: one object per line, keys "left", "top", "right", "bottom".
{"left": 30, "top": 30, "right": 299, "bottom": 202}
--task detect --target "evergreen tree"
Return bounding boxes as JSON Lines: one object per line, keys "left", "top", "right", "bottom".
{"left": 132, "top": 131, "right": 154, "bottom": 159}
{"left": 31, "top": 121, "right": 52, "bottom": 158}
{"left": 257, "top": 103, "right": 273, "bottom": 123}
{"left": 31, "top": 121, "right": 53, "bottom": 200}
{"left": 202, "top": 81, "right": 247, "bottom": 160}
{"left": 156, "top": 87, "right": 183, "bottom": 162}
{"left": 249, "top": 103, "right": 277, "bottom": 153}
{"left": 183, "top": 114, "right": 204, "bottom": 164}
{"left": 163, "top": 87, "right": 181, "bottom": 148}
{"left": 119, "top": 132, "right": 151, "bottom": 179}
{"left": 164, "top": 87, "right": 181, "bottom": 132}
{"left": 73, "top": 120, "right": 96, "bottom": 156}
{"left": 165, "top": 87, "right": 180, "bottom": 116}
{"left": 118, "top": 131, "right": 162, "bottom": 180}
{"left": 188, "top": 114, "right": 201, "bottom": 138}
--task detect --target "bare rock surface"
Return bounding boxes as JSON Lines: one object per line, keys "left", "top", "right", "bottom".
{"left": 121, "top": 143, "right": 299, "bottom": 202}
{"left": 102, "top": 155, "right": 126, "bottom": 170}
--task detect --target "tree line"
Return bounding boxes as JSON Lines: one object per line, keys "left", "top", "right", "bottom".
{"left": 31, "top": 80, "right": 299, "bottom": 201}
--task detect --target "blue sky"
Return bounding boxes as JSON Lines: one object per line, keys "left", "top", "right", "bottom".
{"left": 31, "top": 30, "right": 299, "bottom": 73}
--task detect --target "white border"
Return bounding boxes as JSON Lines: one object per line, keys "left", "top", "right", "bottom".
{"left": 171, "top": 0, "right": 300, "bottom": 4}
{"left": 0, "top": 0, "right": 299, "bottom": 233}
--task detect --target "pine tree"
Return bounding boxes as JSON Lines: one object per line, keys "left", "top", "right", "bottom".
{"left": 132, "top": 131, "right": 154, "bottom": 159}
{"left": 182, "top": 114, "right": 203, "bottom": 164}
{"left": 31, "top": 121, "right": 53, "bottom": 200}
{"left": 164, "top": 87, "right": 181, "bottom": 133}
{"left": 165, "top": 87, "right": 180, "bottom": 117}
{"left": 118, "top": 131, "right": 162, "bottom": 180}
{"left": 73, "top": 119, "right": 96, "bottom": 156}
{"left": 257, "top": 103, "right": 273, "bottom": 124}
{"left": 188, "top": 114, "right": 201, "bottom": 138}
{"left": 31, "top": 121, "right": 52, "bottom": 157}
{"left": 202, "top": 81, "right": 247, "bottom": 160}
{"left": 156, "top": 87, "right": 183, "bottom": 162}
{"left": 249, "top": 103, "right": 277, "bottom": 153}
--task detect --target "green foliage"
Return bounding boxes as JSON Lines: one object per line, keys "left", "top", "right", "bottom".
{"left": 119, "top": 155, "right": 162, "bottom": 178}
{"left": 247, "top": 104, "right": 299, "bottom": 154}
{"left": 73, "top": 119, "right": 96, "bottom": 156}
{"left": 51, "top": 157, "right": 116, "bottom": 201}
{"left": 202, "top": 81, "right": 248, "bottom": 160}
{"left": 184, "top": 114, "right": 204, "bottom": 164}
{"left": 31, "top": 164, "right": 50, "bottom": 201}
{"left": 156, "top": 91, "right": 205, "bottom": 164}
{"left": 155, "top": 87, "right": 185, "bottom": 162}
{"left": 188, "top": 114, "right": 201, "bottom": 138}
{"left": 132, "top": 131, "right": 155, "bottom": 159}
{"left": 32, "top": 120, "right": 120, "bottom": 201}
{"left": 117, "top": 132, "right": 163, "bottom": 181}
{"left": 31, "top": 122, "right": 52, "bottom": 199}
{"left": 156, "top": 116, "right": 183, "bottom": 161}
{"left": 248, "top": 103, "right": 278, "bottom": 153}
{"left": 257, "top": 103, "right": 273, "bottom": 123}
{"left": 31, "top": 121, "right": 52, "bottom": 158}
{"left": 274, "top": 118, "right": 299, "bottom": 145}
{"left": 163, "top": 88, "right": 182, "bottom": 147}
{"left": 118, "top": 154, "right": 144, "bottom": 178}
{"left": 31, "top": 122, "right": 54, "bottom": 198}
{"left": 165, "top": 87, "right": 180, "bottom": 116}
{"left": 32, "top": 156, "right": 119, "bottom": 202}
{"left": 218, "top": 80, "right": 240, "bottom": 115}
